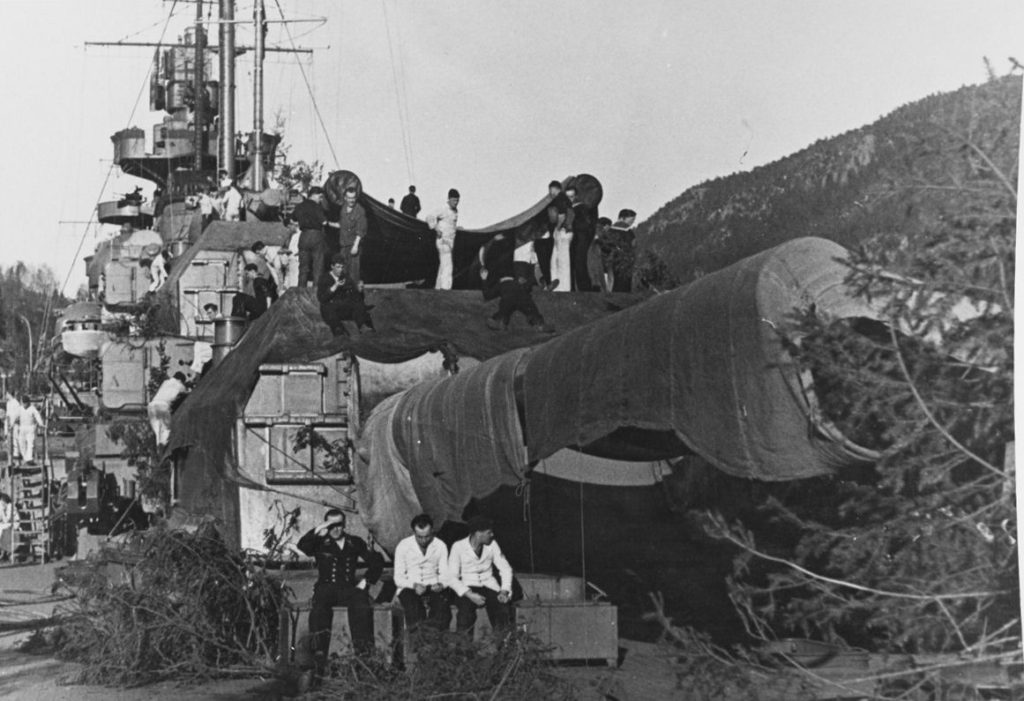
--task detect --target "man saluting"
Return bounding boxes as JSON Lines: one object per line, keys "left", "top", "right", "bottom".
{"left": 297, "top": 509, "right": 384, "bottom": 663}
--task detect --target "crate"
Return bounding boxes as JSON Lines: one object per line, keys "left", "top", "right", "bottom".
{"left": 514, "top": 601, "right": 618, "bottom": 665}
{"left": 279, "top": 603, "right": 404, "bottom": 664}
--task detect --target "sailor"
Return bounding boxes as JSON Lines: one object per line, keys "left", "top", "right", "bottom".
{"left": 291, "top": 186, "right": 329, "bottom": 287}
{"left": 607, "top": 208, "right": 638, "bottom": 292}
{"left": 14, "top": 396, "right": 43, "bottom": 465}
{"left": 248, "top": 241, "right": 280, "bottom": 302}
{"left": 147, "top": 373, "right": 187, "bottom": 447}
{"left": 588, "top": 217, "right": 613, "bottom": 293}
{"left": 219, "top": 171, "right": 244, "bottom": 222}
{"left": 480, "top": 231, "right": 555, "bottom": 333}
{"left": 393, "top": 514, "right": 452, "bottom": 632}
{"left": 550, "top": 182, "right": 577, "bottom": 292}
{"left": 387, "top": 198, "right": 396, "bottom": 208}
{"left": 538, "top": 180, "right": 573, "bottom": 288}
{"left": 202, "top": 302, "right": 219, "bottom": 320}
{"left": 448, "top": 515, "right": 514, "bottom": 635}
{"left": 297, "top": 509, "right": 384, "bottom": 663}
{"left": 337, "top": 186, "right": 367, "bottom": 286}
{"left": 316, "top": 254, "right": 375, "bottom": 335}
{"left": 0, "top": 493, "right": 12, "bottom": 562}
{"left": 400, "top": 185, "right": 421, "bottom": 218}
{"left": 427, "top": 188, "right": 460, "bottom": 290}
{"left": 230, "top": 264, "right": 272, "bottom": 320}
{"left": 569, "top": 184, "right": 596, "bottom": 291}
{"left": 141, "top": 244, "right": 168, "bottom": 293}
{"left": 3, "top": 393, "right": 21, "bottom": 463}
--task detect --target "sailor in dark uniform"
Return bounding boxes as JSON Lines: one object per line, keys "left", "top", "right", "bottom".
{"left": 479, "top": 230, "right": 555, "bottom": 333}
{"left": 297, "top": 509, "right": 384, "bottom": 661}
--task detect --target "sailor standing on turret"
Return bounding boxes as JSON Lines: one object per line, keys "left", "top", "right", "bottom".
{"left": 427, "top": 189, "right": 460, "bottom": 290}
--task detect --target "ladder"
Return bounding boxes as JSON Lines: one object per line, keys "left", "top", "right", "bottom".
{"left": 7, "top": 438, "right": 50, "bottom": 564}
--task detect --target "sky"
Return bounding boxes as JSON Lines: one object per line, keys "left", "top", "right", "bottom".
{"left": 0, "top": 0, "right": 1021, "bottom": 295}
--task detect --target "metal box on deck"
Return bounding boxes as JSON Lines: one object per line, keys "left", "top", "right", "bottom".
{"left": 515, "top": 601, "right": 618, "bottom": 665}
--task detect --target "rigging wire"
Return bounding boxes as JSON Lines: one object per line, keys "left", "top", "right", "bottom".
{"left": 381, "top": 0, "right": 415, "bottom": 186}
{"left": 271, "top": 0, "right": 339, "bottom": 170}
{"left": 392, "top": 3, "right": 416, "bottom": 185}
{"left": 60, "top": 0, "right": 181, "bottom": 299}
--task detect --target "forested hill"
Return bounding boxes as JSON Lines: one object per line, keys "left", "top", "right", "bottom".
{"left": 637, "top": 75, "right": 1021, "bottom": 285}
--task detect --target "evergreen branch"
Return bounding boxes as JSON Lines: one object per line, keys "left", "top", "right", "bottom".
{"left": 711, "top": 519, "right": 1005, "bottom": 602}
{"left": 887, "top": 324, "right": 1002, "bottom": 477}
{"left": 989, "top": 238, "right": 1013, "bottom": 313}
{"left": 932, "top": 121, "right": 1018, "bottom": 199}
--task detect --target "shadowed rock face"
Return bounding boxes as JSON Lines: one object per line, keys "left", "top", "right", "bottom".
{"left": 636, "top": 76, "right": 1021, "bottom": 286}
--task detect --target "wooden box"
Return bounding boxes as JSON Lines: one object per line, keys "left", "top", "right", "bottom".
{"left": 515, "top": 601, "right": 618, "bottom": 665}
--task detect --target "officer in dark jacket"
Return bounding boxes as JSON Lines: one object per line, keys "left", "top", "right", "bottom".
{"left": 297, "top": 509, "right": 384, "bottom": 660}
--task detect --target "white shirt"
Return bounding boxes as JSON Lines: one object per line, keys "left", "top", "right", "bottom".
{"left": 447, "top": 537, "right": 513, "bottom": 596}
{"left": 393, "top": 535, "right": 450, "bottom": 591}
{"left": 513, "top": 239, "right": 537, "bottom": 265}
{"left": 427, "top": 205, "right": 459, "bottom": 243}
{"left": 4, "top": 397, "right": 21, "bottom": 432}
{"left": 16, "top": 405, "right": 42, "bottom": 432}
{"left": 150, "top": 377, "right": 187, "bottom": 407}
{"left": 222, "top": 186, "right": 243, "bottom": 221}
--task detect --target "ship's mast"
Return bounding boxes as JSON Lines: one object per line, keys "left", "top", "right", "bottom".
{"left": 252, "top": 0, "right": 266, "bottom": 189}
{"left": 193, "top": 0, "right": 206, "bottom": 170}
{"left": 218, "top": 0, "right": 236, "bottom": 178}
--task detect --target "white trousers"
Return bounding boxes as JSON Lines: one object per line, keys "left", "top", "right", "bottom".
{"left": 435, "top": 234, "right": 455, "bottom": 290}
{"left": 148, "top": 402, "right": 172, "bottom": 446}
{"left": 17, "top": 427, "right": 35, "bottom": 463}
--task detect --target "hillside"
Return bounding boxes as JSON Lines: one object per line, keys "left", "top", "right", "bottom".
{"left": 637, "top": 75, "right": 1021, "bottom": 284}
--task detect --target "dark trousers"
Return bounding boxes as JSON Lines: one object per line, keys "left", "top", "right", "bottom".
{"left": 570, "top": 229, "right": 596, "bottom": 291}
{"left": 320, "top": 298, "right": 373, "bottom": 334}
{"left": 230, "top": 292, "right": 266, "bottom": 320}
{"left": 308, "top": 584, "right": 374, "bottom": 658}
{"left": 454, "top": 587, "right": 512, "bottom": 635}
{"left": 534, "top": 236, "right": 553, "bottom": 285}
{"left": 398, "top": 588, "right": 452, "bottom": 631}
{"left": 491, "top": 279, "right": 544, "bottom": 327}
{"left": 338, "top": 245, "right": 361, "bottom": 284}
{"left": 297, "top": 229, "right": 325, "bottom": 287}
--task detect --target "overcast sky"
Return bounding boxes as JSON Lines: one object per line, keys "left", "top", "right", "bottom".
{"left": 0, "top": 0, "right": 1021, "bottom": 294}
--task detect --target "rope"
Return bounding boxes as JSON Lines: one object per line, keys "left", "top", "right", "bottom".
{"left": 381, "top": 0, "right": 415, "bottom": 185}
{"left": 271, "top": 0, "right": 339, "bottom": 170}
{"left": 61, "top": 0, "right": 181, "bottom": 298}
{"left": 516, "top": 477, "right": 535, "bottom": 573}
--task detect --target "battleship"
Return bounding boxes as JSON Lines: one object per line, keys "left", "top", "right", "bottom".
{"left": 4, "top": 0, "right": 920, "bottom": 670}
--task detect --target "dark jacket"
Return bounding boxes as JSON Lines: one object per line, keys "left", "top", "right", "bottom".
{"left": 292, "top": 198, "right": 327, "bottom": 231}
{"left": 297, "top": 530, "right": 384, "bottom": 588}
{"left": 400, "top": 193, "right": 421, "bottom": 217}
{"left": 316, "top": 270, "right": 360, "bottom": 306}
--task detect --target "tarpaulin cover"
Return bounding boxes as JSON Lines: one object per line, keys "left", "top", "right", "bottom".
{"left": 168, "top": 286, "right": 645, "bottom": 493}
{"left": 353, "top": 392, "right": 422, "bottom": 550}
{"left": 324, "top": 170, "right": 602, "bottom": 288}
{"left": 348, "top": 237, "right": 882, "bottom": 545}
{"left": 522, "top": 236, "right": 880, "bottom": 480}
{"left": 389, "top": 349, "right": 530, "bottom": 526}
